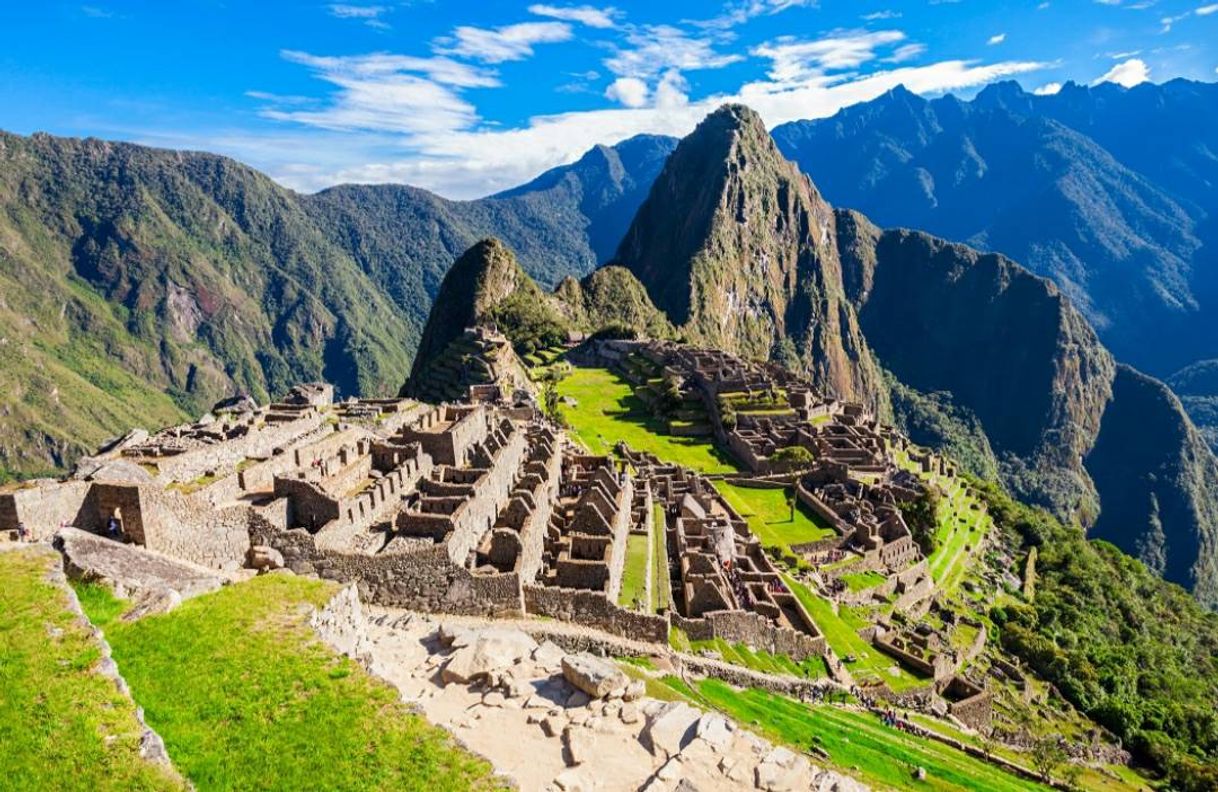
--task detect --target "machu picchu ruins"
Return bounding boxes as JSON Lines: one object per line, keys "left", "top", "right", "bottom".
{"left": 6, "top": 53, "right": 1215, "bottom": 790}
{"left": 4, "top": 315, "right": 1144, "bottom": 791}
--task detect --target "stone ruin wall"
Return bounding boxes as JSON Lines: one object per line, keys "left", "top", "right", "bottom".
{"left": 1, "top": 480, "right": 94, "bottom": 540}
{"left": 441, "top": 423, "right": 528, "bottom": 566}
{"left": 523, "top": 584, "right": 668, "bottom": 644}
{"left": 250, "top": 518, "right": 526, "bottom": 617}
{"left": 672, "top": 609, "right": 828, "bottom": 662}
{"left": 139, "top": 414, "right": 325, "bottom": 483}
{"left": 129, "top": 485, "right": 250, "bottom": 570}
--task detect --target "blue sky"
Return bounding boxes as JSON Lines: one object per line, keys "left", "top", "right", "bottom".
{"left": 2, "top": 1, "right": 1216, "bottom": 198}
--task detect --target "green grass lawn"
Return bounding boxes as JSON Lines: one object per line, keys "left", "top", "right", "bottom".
{"left": 781, "top": 572, "right": 929, "bottom": 692}
{"left": 555, "top": 367, "right": 737, "bottom": 473}
{"left": 714, "top": 482, "right": 835, "bottom": 553}
{"left": 651, "top": 503, "right": 672, "bottom": 612}
{"left": 687, "top": 635, "right": 829, "bottom": 679}
{"left": 928, "top": 486, "right": 990, "bottom": 595}
{"left": 76, "top": 575, "right": 501, "bottom": 791}
{"left": 906, "top": 714, "right": 1150, "bottom": 792}
{"left": 0, "top": 547, "right": 184, "bottom": 791}
{"left": 692, "top": 679, "right": 1053, "bottom": 792}
{"left": 619, "top": 532, "right": 651, "bottom": 610}
{"left": 840, "top": 570, "right": 887, "bottom": 592}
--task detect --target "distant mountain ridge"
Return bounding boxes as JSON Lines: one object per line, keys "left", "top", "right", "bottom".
{"left": 771, "top": 78, "right": 1218, "bottom": 446}
{"left": 0, "top": 129, "right": 674, "bottom": 480}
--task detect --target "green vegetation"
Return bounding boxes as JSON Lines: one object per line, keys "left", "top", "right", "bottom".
{"left": 781, "top": 572, "right": 928, "bottom": 691}
{"left": 651, "top": 503, "right": 672, "bottom": 612}
{"left": 489, "top": 289, "right": 569, "bottom": 357}
{"left": 714, "top": 482, "right": 834, "bottom": 554}
{"left": 0, "top": 548, "right": 184, "bottom": 791}
{"left": 690, "top": 679, "right": 1051, "bottom": 792}
{"left": 973, "top": 478, "right": 1218, "bottom": 792}
{"left": 686, "top": 635, "right": 829, "bottom": 679}
{"left": 618, "top": 532, "right": 651, "bottom": 610}
{"left": 839, "top": 570, "right": 887, "bottom": 592}
{"left": 555, "top": 367, "right": 736, "bottom": 473}
{"left": 77, "top": 575, "right": 501, "bottom": 791}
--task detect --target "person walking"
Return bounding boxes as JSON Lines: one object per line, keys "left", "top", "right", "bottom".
{"left": 106, "top": 514, "right": 120, "bottom": 540}
{"left": 16, "top": 521, "right": 28, "bottom": 542}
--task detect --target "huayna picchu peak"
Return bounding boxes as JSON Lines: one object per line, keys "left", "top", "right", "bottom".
{"left": 5, "top": 37, "right": 1218, "bottom": 790}
{"left": 615, "top": 105, "right": 886, "bottom": 413}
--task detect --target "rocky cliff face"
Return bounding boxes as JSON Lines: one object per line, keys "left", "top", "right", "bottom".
{"left": 835, "top": 210, "right": 1116, "bottom": 518}
{"left": 772, "top": 79, "right": 1218, "bottom": 412}
{"left": 614, "top": 105, "right": 884, "bottom": 408}
{"left": 1087, "top": 366, "right": 1218, "bottom": 608}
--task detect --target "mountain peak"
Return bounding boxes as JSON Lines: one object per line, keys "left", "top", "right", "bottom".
{"left": 405, "top": 237, "right": 534, "bottom": 386}
{"left": 614, "top": 104, "right": 884, "bottom": 408}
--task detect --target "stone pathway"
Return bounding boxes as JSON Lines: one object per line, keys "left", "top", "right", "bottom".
{"left": 360, "top": 608, "right": 869, "bottom": 792}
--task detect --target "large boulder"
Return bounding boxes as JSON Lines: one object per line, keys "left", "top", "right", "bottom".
{"left": 561, "top": 652, "right": 628, "bottom": 699}
{"left": 55, "top": 527, "right": 224, "bottom": 600}
{"left": 247, "top": 545, "right": 284, "bottom": 571}
{"left": 440, "top": 627, "right": 538, "bottom": 685}
{"left": 640, "top": 701, "right": 701, "bottom": 758}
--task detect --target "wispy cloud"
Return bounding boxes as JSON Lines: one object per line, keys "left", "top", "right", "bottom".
{"left": 1093, "top": 57, "right": 1149, "bottom": 86}
{"left": 752, "top": 30, "right": 907, "bottom": 82}
{"left": 862, "top": 10, "right": 902, "bottom": 21}
{"left": 528, "top": 4, "right": 620, "bottom": 29}
{"left": 261, "top": 51, "right": 489, "bottom": 135}
{"left": 603, "top": 25, "right": 744, "bottom": 80}
{"left": 693, "top": 0, "right": 818, "bottom": 30}
{"left": 987, "top": 33, "right": 1007, "bottom": 45}
{"left": 1033, "top": 81, "right": 1063, "bottom": 94}
{"left": 80, "top": 5, "right": 114, "bottom": 18}
{"left": 328, "top": 4, "right": 390, "bottom": 29}
{"left": 435, "top": 21, "right": 573, "bottom": 63}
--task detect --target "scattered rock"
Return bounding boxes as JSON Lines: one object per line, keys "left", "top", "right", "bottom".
{"left": 620, "top": 703, "right": 640, "bottom": 725}
{"left": 482, "top": 691, "right": 506, "bottom": 708}
{"left": 247, "top": 545, "right": 284, "bottom": 571}
{"left": 695, "top": 713, "right": 734, "bottom": 751}
{"left": 564, "top": 725, "right": 596, "bottom": 766}
{"left": 566, "top": 690, "right": 591, "bottom": 709}
{"left": 561, "top": 652, "right": 628, "bottom": 699}
{"left": 440, "top": 628, "right": 538, "bottom": 685}
{"left": 541, "top": 715, "right": 567, "bottom": 738}
{"left": 554, "top": 768, "right": 592, "bottom": 792}
{"left": 122, "top": 586, "right": 182, "bottom": 621}
{"left": 533, "top": 640, "right": 567, "bottom": 670}
{"left": 641, "top": 701, "right": 701, "bottom": 758}
{"left": 623, "top": 680, "right": 646, "bottom": 702}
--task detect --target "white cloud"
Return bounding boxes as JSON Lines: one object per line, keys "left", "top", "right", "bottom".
{"left": 252, "top": 56, "right": 1048, "bottom": 198}
{"left": 328, "top": 4, "right": 390, "bottom": 29}
{"left": 604, "top": 76, "right": 648, "bottom": 107}
{"left": 752, "top": 30, "right": 907, "bottom": 82}
{"left": 604, "top": 25, "right": 744, "bottom": 79}
{"left": 863, "top": 10, "right": 902, "bottom": 20}
{"left": 263, "top": 51, "right": 487, "bottom": 136}
{"left": 1093, "top": 57, "right": 1150, "bottom": 86}
{"left": 987, "top": 33, "right": 1007, "bottom": 45}
{"left": 886, "top": 43, "right": 926, "bottom": 64}
{"left": 281, "top": 51, "right": 499, "bottom": 88}
{"left": 1197, "top": 3, "right": 1218, "bottom": 14}
{"left": 528, "top": 4, "right": 620, "bottom": 28}
{"left": 694, "top": 0, "right": 818, "bottom": 30}
{"left": 436, "top": 21, "right": 573, "bottom": 63}
{"left": 1033, "top": 81, "right": 1063, "bottom": 95}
